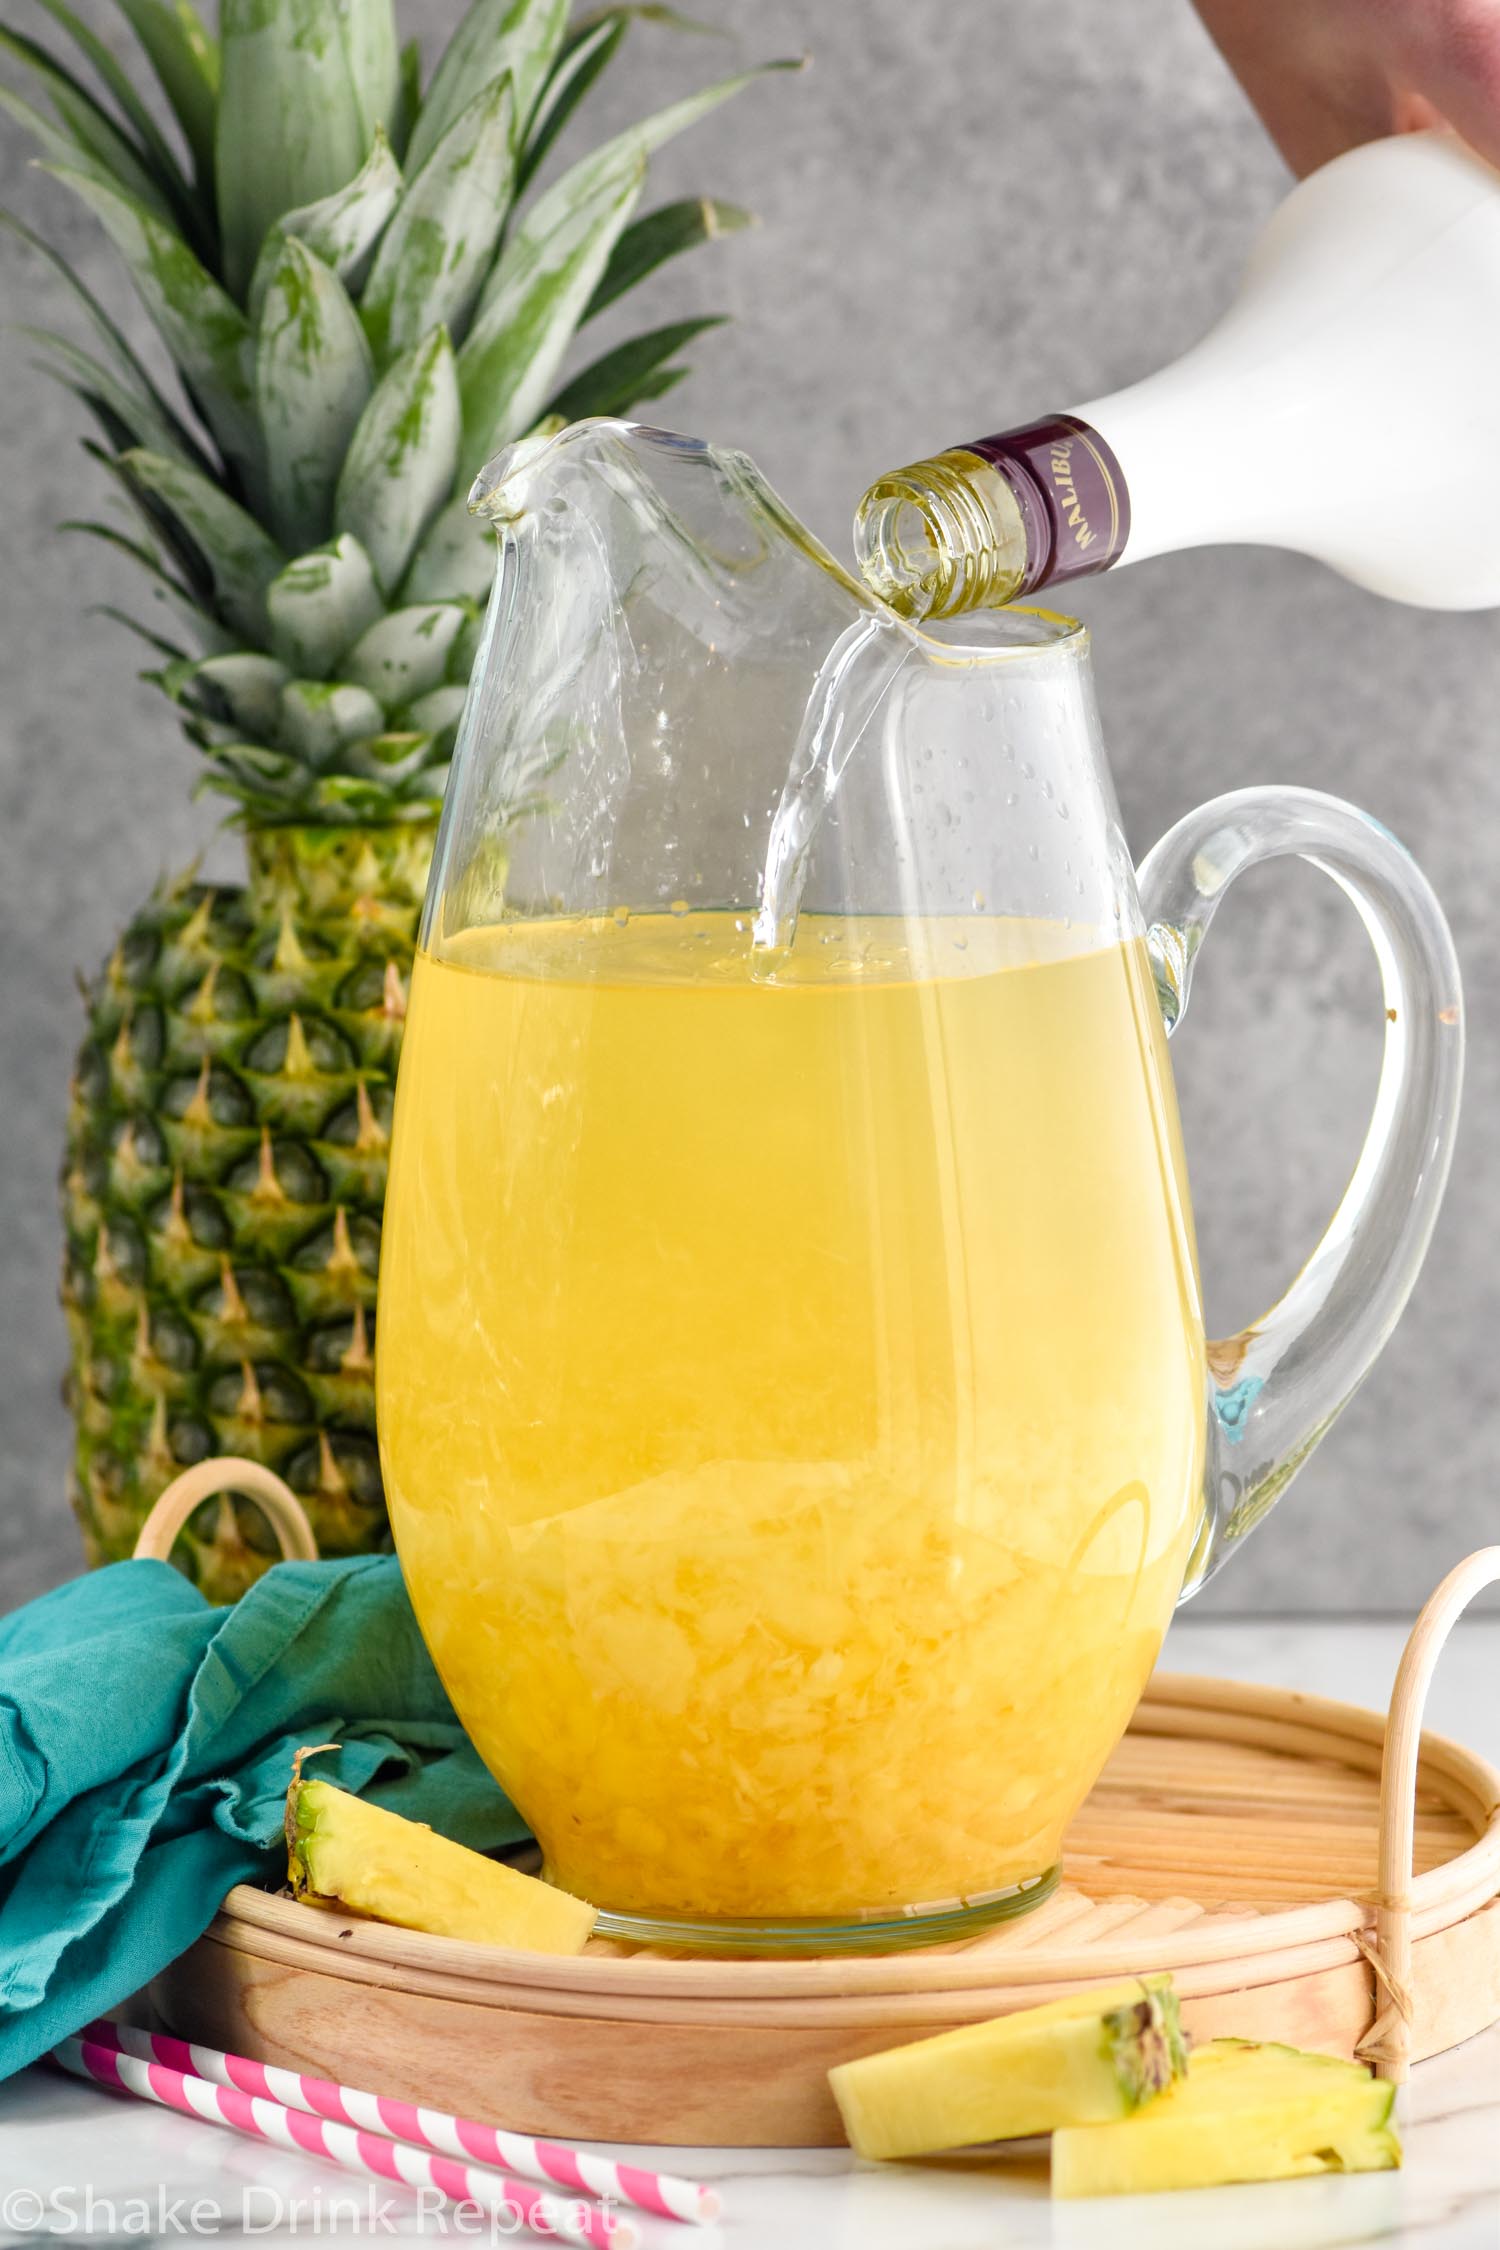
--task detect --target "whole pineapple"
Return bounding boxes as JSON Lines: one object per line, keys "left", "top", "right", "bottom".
{"left": 3, "top": 0, "right": 784, "bottom": 1597}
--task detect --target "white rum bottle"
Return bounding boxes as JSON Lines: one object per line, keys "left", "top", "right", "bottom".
{"left": 855, "top": 133, "right": 1500, "bottom": 617}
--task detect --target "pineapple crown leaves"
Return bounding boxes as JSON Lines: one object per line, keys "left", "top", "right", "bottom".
{"left": 1, "top": 0, "right": 799, "bottom": 827}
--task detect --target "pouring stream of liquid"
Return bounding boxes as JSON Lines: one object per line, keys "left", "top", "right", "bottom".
{"left": 752, "top": 614, "right": 916, "bottom": 961}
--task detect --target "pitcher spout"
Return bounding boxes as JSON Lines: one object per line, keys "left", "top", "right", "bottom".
{"left": 468, "top": 423, "right": 574, "bottom": 526}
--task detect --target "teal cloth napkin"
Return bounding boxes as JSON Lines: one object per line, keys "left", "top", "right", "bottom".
{"left": 0, "top": 1552, "right": 527, "bottom": 2080}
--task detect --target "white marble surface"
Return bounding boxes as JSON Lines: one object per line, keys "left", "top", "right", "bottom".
{"left": 1, "top": 1619, "right": 1496, "bottom": 2250}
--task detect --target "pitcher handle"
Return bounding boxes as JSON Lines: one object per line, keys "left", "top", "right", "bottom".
{"left": 1137, "top": 786, "right": 1464, "bottom": 1596}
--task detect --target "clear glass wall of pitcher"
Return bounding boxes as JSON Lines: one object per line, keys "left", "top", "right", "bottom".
{"left": 376, "top": 421, "right": 1462, "bottom": 1951}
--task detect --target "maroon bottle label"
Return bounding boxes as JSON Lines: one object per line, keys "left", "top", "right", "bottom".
{"left": 964, "top": 416, "right": 1130, "bottom": 596}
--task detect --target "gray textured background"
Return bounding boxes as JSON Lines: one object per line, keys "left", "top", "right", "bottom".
{"left": 1, "top": 0, "right": 1494, "bottom": 1611}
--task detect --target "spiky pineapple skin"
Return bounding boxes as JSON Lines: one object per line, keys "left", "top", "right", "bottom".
{"left": 62, "top": 822, "right": 432, "bottom": 1600}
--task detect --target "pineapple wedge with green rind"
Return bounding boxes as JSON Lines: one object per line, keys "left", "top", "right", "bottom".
{"left": 829, "top": 1977, "right": 1188, "bottom": 2160}
{"left": 287, "top": 1771, "right": 596, "bottom": 1953}
{"left": 1052, "top": 2037, "right": 1401, "bottom": 2196}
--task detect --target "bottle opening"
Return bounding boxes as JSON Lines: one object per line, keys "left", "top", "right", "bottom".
{"left": 854, "top": 450, "right": 1030, "bottom": 619}
{"left": 853, "top": 483, "right": 944, "bottom": 618}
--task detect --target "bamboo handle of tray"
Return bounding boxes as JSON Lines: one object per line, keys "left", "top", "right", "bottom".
{"left": 1357, "top": 1545, "right": 1500, "bottom": 2082}
{"left": 132, "top": 1457, "right": 320, "bottom": 1567}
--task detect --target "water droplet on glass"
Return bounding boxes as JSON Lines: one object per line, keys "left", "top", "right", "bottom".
{"left": 611, "top": 906, "right": 630, "bottom": 928}
{"left": 669, "top": 898, "right": 689, "bottom": 917}
{"left": 971, "top": 889, "right": 987, "bottom": 911}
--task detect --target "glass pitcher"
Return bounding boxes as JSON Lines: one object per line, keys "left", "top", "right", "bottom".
{"left": 376, "top": 419, "right": 1462, "bottom": 1952}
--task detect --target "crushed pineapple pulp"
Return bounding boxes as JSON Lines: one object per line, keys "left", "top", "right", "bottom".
{"left": 377, "top": 914, "right": 1206, "bottom": 1919}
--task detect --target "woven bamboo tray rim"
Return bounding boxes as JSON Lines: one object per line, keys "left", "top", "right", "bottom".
{"left": 192, "top": 1912, "right": 1481, "bottom": 2034}
{"left": 208, "top": 1668, "right": 1500, "bottom": 2006}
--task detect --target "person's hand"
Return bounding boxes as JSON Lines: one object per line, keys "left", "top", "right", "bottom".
{"left": 1192, "top": 0, "right": 1500, "bottom": 175}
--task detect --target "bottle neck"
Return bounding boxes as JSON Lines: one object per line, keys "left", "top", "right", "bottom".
{"left": 854, "top": 415, "right": 1132, "bottom": 619}
{"left": 966, "top": 417, "right": 1131, "bottom": 596}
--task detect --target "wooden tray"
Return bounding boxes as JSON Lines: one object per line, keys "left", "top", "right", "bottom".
{"left": 141, "top": 1466, "right": 1500, "bottom": 2147}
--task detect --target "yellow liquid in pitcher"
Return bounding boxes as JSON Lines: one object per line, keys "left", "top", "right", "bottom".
{"left": 378, "top": 914, "right": 1206, "bottom": 1921}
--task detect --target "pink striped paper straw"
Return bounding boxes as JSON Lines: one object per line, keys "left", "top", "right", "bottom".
{"left": 85, "top": 2018, "right": 720, "bottom": 2227}
{"left": 53, "top": 2036, "right": 636, "bottom": 2250}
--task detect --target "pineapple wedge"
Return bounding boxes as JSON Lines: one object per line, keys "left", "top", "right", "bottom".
{"left": 829, "top": 1978, "right": 1187, "bottom": 2159}
{"left": 286, "top": 1770, "right": 596, "bottom": 1955}
{"left": 1052, "top": 2037, "right": 1401, "bottom": 2197}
